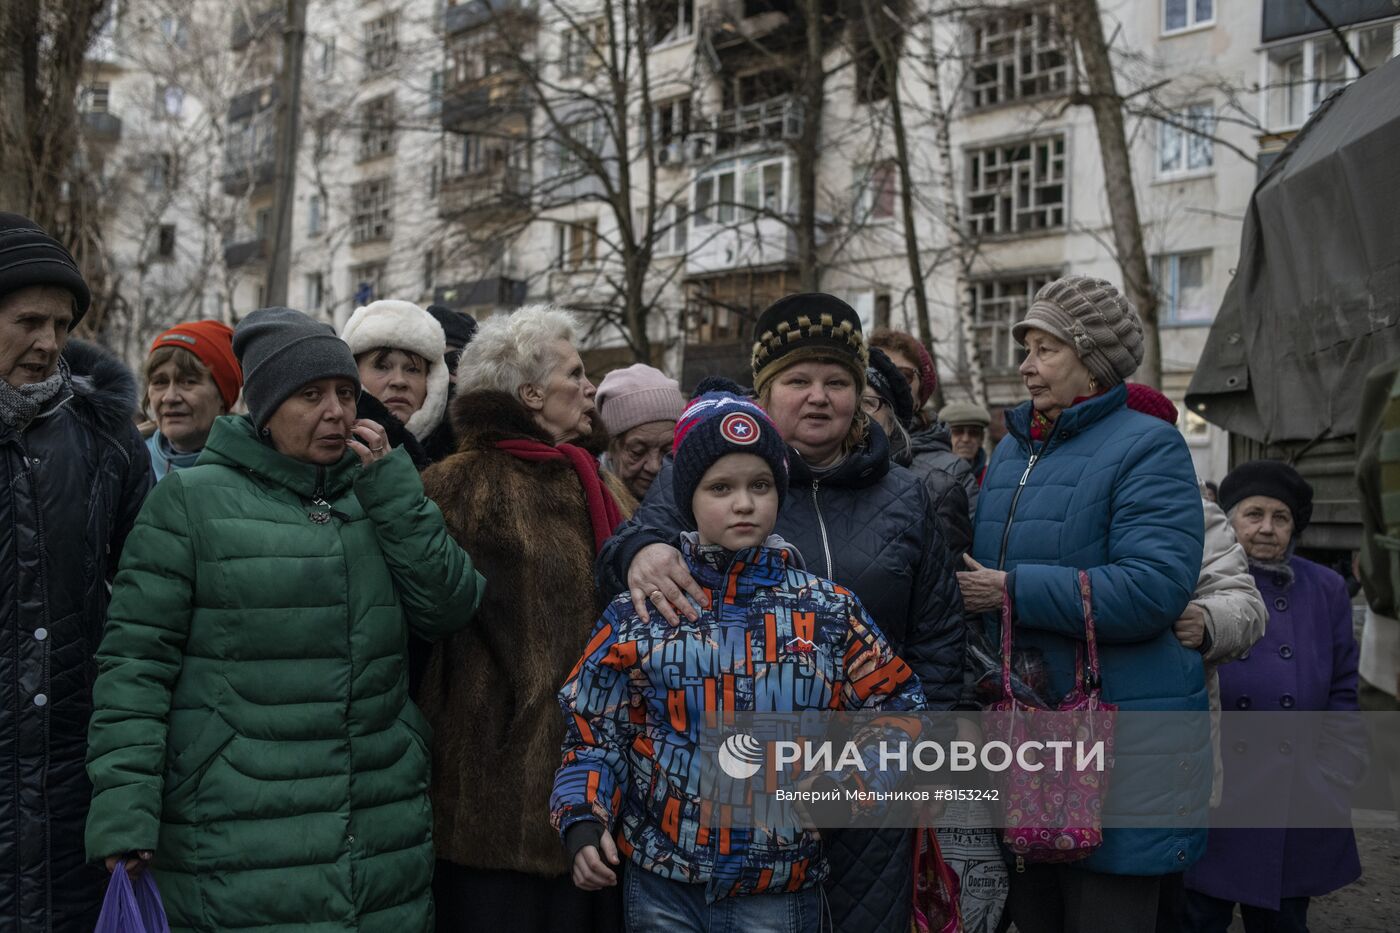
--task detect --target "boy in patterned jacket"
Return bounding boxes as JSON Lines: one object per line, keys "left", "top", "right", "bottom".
{"left": 551, "top": 390, "right": 926, "bottom": 932}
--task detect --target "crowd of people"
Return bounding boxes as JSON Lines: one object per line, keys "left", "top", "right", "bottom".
{"left": 0, "top": 206, "right": 1385, "bottom": 933}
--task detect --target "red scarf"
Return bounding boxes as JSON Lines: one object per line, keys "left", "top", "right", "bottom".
{"left": 1029, "top": 394, "right": 1101, "bottom": 444}
{"left": 495, "top": 439, "right": 623, "bottom": 553}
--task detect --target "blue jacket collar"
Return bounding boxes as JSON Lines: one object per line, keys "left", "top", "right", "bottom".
{"left": 1004, "top": 382, "right": 1129, "bottom": 449}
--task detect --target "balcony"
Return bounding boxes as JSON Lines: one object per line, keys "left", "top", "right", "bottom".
{"left": 441, "top": 78, "right": 532, "bottom": 129}
{"left": 704, "top": 0, "right": 797, "bottom": 54}
{"left": 707, "top": 96, "right": 802, "bottom": 154}
{"left": 444, "top": 0, "right": 535, "bottom": 35}
{"left": 684, "top": 215, "right": 798, "bottom": 278}
{"left": 433, "top": 276, "right": 528, "bottom": 309}
{"left": 81, "top": 111, "right": 123, "bottom": 142}
{"left": 231, "top": 6, "right": 283, "bottom": 51}
{"left": 221, "top": 154, "right": 276, "bottom": 196}
{"left": 223, "top": 237, "right": 268, "bottom": 269}
{"left": 438, "top": 165, "right": 530, "bottom": 217}
{"left": 228, "top": 83, "right": 278, "bottom": 123}
{"left": 1262, "top": 0, "right": 1395, "bottom": 43}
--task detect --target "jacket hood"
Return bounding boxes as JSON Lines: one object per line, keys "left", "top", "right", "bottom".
{"left": 787, "top": 418, "right": 891, "bottom": 489}
{"left": 199, "top": 414, "right": 361, "bottom": 499}
{"left": 451, "top": 388, "right": 556, "bottom": 449}
{"left": 63, "top": 338, "right": 140, "bottom": 434}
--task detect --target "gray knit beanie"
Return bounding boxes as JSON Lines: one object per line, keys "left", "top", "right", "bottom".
{"left": 233, "top": 307, "right": 360, "bottom": 428}
{"left": 1011, "top": 275, "right": 1144, "bottom": 388}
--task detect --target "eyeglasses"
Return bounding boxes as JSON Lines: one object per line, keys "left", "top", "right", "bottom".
{"left": 861, "top": 395, "right": 886, "bottom": 413}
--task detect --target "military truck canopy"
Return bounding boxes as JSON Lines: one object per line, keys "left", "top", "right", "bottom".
{"left": 1186, "top": 56, "right": 1400, "bottom": 446}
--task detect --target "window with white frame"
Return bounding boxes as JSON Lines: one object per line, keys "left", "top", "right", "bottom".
{"left": 1163, "top": 0, "right": 1213, "bottom": 34}
{"left": 969, "top": 272, "right": 1057, "bottom": 372}
{"left": 351, "top": 178, "right": 393, "bottom": 244}
{"left": 965, "top": 6, "right": 1068, "bottom": 110}
{"left": 319, "top": 38, "right": 336, "bottom": 77}
{"left": 147, "top": 152, "right": 176, "bottom": 191}
{"left": 966, "top": 136, "right": 1065, "bottom": 237}
{"left": 651, "top": 97, "right": 692, "bottom": 149}
{"left": 562, "top": 20, "right": 606, "bottom": 78}
{"left": 428, "top": 70, "right": 443, "bottom": 116}
{"left": 308, "top": 195, "right": 323, "bottom": 236}
{"left": 1152, "top": 250, "right": 1213, "bottom": 325}
{"left": 305, "top": 272, "right": 324, "bottom": 311}
{"left": 646, "top": 0, "right": 693, "bottom": 47}
{"left": 156, "top": 84, "right": 184, "bottom": 119}
{"left": 350, "top": 261, "right": 385, "bottom": 304}
{"left": 358, "top": 95, "right": 395, "bottom": 162}
{"left": 85, "top": 82, "right": 111, "bottom": 113}
{"left": 645, "top": 198, "right": 690, "bottom": 255}
{"left": 1264, "top": 24, "right": 1397, "bottom": 130}
{"left": 160, "top": 15, "right": 190, "bottom": 48}
{"left": 557, "top": 118, "right": 605, "bottom": 174}
{"left": 693, "top": 157, "right": 787, "bottom": 227}
{"left": 857, "top": 161, "right": 897, "bottom": 221}
{"left": 1157, "top": 103, "right": 1214, "bottom": 176}
{"left": 364, "top": 13, "right": 399, "bottom": 72}
{"left": 555, "top": 219, "right": 599, "bottom": 269}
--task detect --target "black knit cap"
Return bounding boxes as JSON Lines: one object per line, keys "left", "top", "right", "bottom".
{"left": 427, "top": 304, "right": 478, "bottom": 351}
{"left": 1219, "top": 459, "right": 1315, "bottom": 534}
{"left": 866, "top": 347, "right": 914, "bottom": 427}
{"left": 751, "top": 293, "right": 868, "bottom": 395}
{"left": 0, "top": 212, "right": 92, "bottom": 322}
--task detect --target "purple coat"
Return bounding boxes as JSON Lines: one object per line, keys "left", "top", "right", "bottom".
{"left": 1185, "top": 556, "right": 1362, "bottom": 909}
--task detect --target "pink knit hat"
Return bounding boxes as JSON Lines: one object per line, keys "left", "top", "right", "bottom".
{"left": 596, "top": 363, "right": 685, "bottom": 437}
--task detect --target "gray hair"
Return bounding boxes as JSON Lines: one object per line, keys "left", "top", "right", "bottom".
{"left": 455, "top": 304, "right": 581, "bottom": 396}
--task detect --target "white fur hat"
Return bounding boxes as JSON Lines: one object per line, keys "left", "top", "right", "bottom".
{"left": 340, "top": 300, "right": 449, "bottom": 441}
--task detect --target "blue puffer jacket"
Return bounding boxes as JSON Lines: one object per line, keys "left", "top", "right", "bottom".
{"left": 971, "top": 384, "right": 1209, "bottom": 876}
{"left": 597, "top": 423, "right": 965, "bottom": 933}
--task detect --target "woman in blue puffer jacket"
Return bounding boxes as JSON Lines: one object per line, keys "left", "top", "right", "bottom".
{"left": 957, "top": 275, "right": 1207, "bottom": 933}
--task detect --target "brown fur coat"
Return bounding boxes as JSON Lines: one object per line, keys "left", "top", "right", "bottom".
{"left": 418, "top": 390, "right": 636, "bottom": 877}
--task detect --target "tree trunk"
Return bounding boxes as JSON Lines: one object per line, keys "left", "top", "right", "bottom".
{"left": 265, "top": 0, "right": 308, "bottom": 308}
{"left": 1061, "top": 0, "right": 1162, "bottom": 387}
{"left": 795, "top": 0, "right": 824, "bottom": 292}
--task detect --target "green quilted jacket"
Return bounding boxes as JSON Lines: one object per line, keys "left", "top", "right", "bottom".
{"left": 85, "top": 415, "right": 484, "bottom": 932}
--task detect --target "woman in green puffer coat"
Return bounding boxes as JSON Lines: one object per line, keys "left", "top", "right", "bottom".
{"left": 85, "top": 308, "right": 485, "bottom": 932}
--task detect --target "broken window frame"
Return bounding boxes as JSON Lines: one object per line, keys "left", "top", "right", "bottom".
{"left": 965, "top": 135, "right": 1067, "bottom": 237}
{"left": 351, "top": 177, "right": 394, "bottom": 244}
{"left": 964, "top": 6, "right": 1069, "bottom": 111}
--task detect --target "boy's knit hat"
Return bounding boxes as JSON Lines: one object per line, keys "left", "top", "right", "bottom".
{"left": 672, "top": 391, "right": 789, "bottom": 524}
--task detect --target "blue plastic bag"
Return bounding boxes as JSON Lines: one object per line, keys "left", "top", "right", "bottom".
{"left": 95, "top": 862, "right": 170, "bottom": 933}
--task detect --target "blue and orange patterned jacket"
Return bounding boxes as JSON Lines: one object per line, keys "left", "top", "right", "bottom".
{"left": 550, "top": 535, "right": 927, "bottom": 899}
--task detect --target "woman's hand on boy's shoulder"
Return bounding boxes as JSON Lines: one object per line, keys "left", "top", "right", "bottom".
{"left": 571, "top": 832, "right": 621, "bottom": 891}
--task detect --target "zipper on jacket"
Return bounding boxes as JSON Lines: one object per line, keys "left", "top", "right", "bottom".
{"left": 810, "top": 480, "right": 834, "bottom": 579}
{"left": 996, "top": 452, "right": 1040, "bottom": 570}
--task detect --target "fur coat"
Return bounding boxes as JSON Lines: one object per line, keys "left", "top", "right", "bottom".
{"left": 419, "top": 390, "right": 635, "bottom": 877}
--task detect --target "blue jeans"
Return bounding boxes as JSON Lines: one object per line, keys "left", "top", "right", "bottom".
{"left": 623, "top": 864, "right": 822, "bottom": 933}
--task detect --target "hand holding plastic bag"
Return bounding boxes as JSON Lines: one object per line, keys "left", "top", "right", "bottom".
{"left": 96, "top": 860, "right": 170, "bottom": 933}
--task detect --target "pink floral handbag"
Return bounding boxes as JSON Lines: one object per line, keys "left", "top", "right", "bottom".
{"left": 988, "top": 570, "right": 1116, "bottom": 866}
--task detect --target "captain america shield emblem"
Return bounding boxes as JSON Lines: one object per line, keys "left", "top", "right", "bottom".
{"left": 720, "top": 412, "right": 761, "bottom": 446}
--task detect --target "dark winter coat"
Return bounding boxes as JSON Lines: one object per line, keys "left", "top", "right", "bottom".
{"left": 1185, "top": 556, "right": 1363, "bottom": 910}
{"left": 418, "top": 391, "right": 636, "bottom": 879}
{"left": 596, "top": 424, "right": 966, "bottom": 933}
{"left": 902, "top": 421, "right": 976, "bottom": 555}
{"left": 0, "top": 340, "right": 151, "bottom": 932}
{"left": 85, "top": 415, "right": 483, "bottom": 932}
{"left": 971, "top": 384, "right": 1209, "bottom": 877}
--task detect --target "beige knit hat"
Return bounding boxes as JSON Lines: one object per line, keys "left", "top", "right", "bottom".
{"left": 1011, "top": 275, "right": 1144, "bottom": 388}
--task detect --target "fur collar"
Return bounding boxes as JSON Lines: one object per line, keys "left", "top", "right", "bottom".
{"left": 451, "top": 389, "right": 556, "bottom": 450}
{"left": 62, "top": 339, "right": 139, "bottom": 434}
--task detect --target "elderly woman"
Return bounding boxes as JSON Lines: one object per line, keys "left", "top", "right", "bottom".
{"left": 143, "top": 320, "right": 242, "bottom": 479}
{"left": 1183, "top": 461, "right": 1362, "bottom": 933}
{"left": 341, "top": 299, "right": 455, "bottom": 467}
{"left": 597, "top": 293, "right": 965, "bottom": 933}
{"left": 419, "top": 305, "right": 634, "bottom": 933}
{"left": 956, "top": 276, "right": 1207, "bottom": 933}
{"left": 596, "top": 363, "right": 685, "bottom": 501}
{"left": 85, "top": 307, "right": 483, "bottom": 931}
